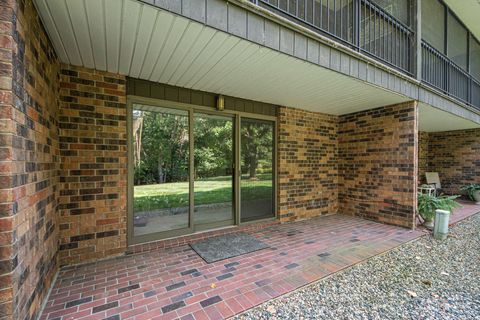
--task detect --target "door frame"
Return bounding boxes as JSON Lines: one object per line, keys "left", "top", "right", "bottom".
{"left": 127, "top": 96, "right": 278, "bottom": 245}
{"left": 238, "top": 116, "right": 277, "bottom": 223}
{"left": 192, "top": 111, "right": 236, "bottom": 232}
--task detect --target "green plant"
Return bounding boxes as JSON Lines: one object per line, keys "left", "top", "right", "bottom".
{"left": 460, "top": 184, "right": 480, "bottom": 201}
{"left": 417, "top": 193, "right": 461, "bottom": 221}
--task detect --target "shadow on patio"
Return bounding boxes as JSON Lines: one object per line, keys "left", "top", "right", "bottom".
{"left": 40, "top": 206, "right": 479, "bottom": 320}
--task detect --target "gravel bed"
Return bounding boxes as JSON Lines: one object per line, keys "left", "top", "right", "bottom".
{"left": 235, "top": 214, "right": 480, "bottom": 320}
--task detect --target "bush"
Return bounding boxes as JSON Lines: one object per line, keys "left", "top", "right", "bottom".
{"left": 134, "top": 161, "right": 156, "bottom": 185}
{"left": 460, "top": 184, "right": 480, "bottom": 201}
{"left": 417, "top": 193, "right": 461, "bottom": 221}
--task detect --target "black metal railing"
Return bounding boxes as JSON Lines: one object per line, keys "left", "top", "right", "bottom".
{"left": 422, "top": 40, "right": 480, "bottom": 110}
{"left": 472, "top": 79, "right": 480, "bottom": 109}
{"left": 359, "top": 0, "right": 412, "bottom": 74}
{"left": 254, "top": 0, "right": 355, "bottom": 43}
{"left": 250, "top": 0, "right": 480, "bottom": 110}
{"left": 253, "top": 0, "right": 413, "bottom": 74}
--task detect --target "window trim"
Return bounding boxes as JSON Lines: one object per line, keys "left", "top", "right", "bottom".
{"left": 126, "top": 95, "right": 278, "bottom": 246}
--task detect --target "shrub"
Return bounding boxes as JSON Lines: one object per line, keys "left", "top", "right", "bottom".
{"left": 460, "top": 184, "right": 480, "bottom": 201}
{"left": 417, "top": 193, "right": 461, "bottom": 221}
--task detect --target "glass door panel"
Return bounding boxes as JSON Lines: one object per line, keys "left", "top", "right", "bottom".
{"left": 193, "top": 113, "right": 235, "bottom": 228}
{"left": 132, "top": 105, "right": 190, "bottom": 237}
{"left": 240, "top": 118, "right": 275, "bottom": 222}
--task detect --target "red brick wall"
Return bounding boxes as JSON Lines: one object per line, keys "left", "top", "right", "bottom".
{"left": 278, "top": 107, "right": 338, "bottom": 222}
{"left": 0, "top": 0, "right": 60, "bottom": 319}
{"left": 338, "top": 102, "right": 418, "bottom": 228}
{"left": 427, "top": 129, "right": 480, "bottom": 194}
{"left": 418, "top": 131, "right": 429, "bottom": 184}
{"left": 0, "top": 0, "right": 16, "bottom": 317}
{"left": 58, "top": 64, "right": 127, "bottom": 266}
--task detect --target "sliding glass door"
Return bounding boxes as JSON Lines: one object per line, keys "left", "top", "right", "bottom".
{"left": 129, "top": 101, "right": 276, "bottom": 243}
{"left": 240, "top": 118, "right": 275, "bottom": 222}
{"left": 193, "top": 113, "right": 235, "bottom": 230}
{"left": 131, "top": 105, "right": 190, "bottom": 238}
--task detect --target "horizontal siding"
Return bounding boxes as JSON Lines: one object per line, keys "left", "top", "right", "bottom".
{"left": 127, "top": 77, "right": 278, "bottom": 116}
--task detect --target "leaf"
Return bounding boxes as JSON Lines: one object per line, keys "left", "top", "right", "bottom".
{"left": 210, "top": 283, "right": 217, "bottom": 289}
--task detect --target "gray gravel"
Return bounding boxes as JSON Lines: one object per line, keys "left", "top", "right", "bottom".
{"left": 235, "top": 214, "right": 480, "bottom": 320}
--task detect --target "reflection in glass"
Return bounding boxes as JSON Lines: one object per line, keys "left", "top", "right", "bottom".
{"left": 318, "top": 0, "right": 354, "bottom": 43}
{"left": 447, "top": 13, "right": 467, "bottom": 70}
{"left": 371, "top": 0, "right": 410, "bottom": 26}
{"left": 360, "top": 2, "right": 409, "bottom": 71}
{"left": 132, "top": 105, "right": 189, "bottom": 236}
{"left": 471, "top": 36, "right": 480, "bottom": 80}
{"left": 421, "top": 0, "right": 445, "bottom": 52}
{"left": 241, "top": 118, "right": 274, "bottom": 222}
{"left": 193, "top": 114, "right": 234, "bottom": 226}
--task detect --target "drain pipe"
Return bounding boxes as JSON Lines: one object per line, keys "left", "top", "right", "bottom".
{"left": 433, "top": 210, "right": 450, "bottom": 240}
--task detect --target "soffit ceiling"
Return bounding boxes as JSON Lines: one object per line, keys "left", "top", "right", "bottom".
{"left": 444, "top": 0, "right": 480, "bottom": 40}
{"left": 34, "top": 0, "right": 478, "bottom": 132}
{"left": 33, "top": 0, "right": 408, "bottom": 115}
{"left": 419, "top": 103, "right": 480, "bottom": 132}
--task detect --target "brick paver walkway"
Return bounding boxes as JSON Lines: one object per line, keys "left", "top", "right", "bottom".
{"left": 40, "top": 207, "right": 478, "bottom": 320}
{"left": 449, "top": 200, "right": 480, "bottom": 225}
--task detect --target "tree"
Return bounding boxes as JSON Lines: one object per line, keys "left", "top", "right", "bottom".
{"left": 193, "top": 115, "right": 233, "bottom": 179}
{"left": 133, "top": 110, "right": 274, "bottom": 185}
{"left": 133, "top": 109, "right": 189, "bottom": 185}
{"left": 133, "top": 115, "right": 143, "bottom": 165}
{"left": 241, "top": 120, "right": 273, "bottom": 179}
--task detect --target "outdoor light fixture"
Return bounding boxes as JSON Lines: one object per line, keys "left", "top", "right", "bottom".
{"left": 216, "top": 95, "right": 225, "bottom": 111}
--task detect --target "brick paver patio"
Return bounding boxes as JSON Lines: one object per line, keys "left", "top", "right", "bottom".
{"left": 449, "top": 200, "right": 480, "bottom": 225}
{"left": 40, "top": 205, "right": 480, "bottom": 320}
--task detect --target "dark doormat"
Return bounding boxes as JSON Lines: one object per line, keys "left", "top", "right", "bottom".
{"left": 190, "top": 232, "right": 269, "bottom": 263}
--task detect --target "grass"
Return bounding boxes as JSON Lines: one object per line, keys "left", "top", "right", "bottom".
{"left": 134, "top": 173, "right": 273, "bottom": 212}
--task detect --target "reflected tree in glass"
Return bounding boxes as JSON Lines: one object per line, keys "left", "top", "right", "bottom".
{"left": 241, "top": 119, "right": 274, "bottom": 222}
{"left": 132, "top": 106, "right": 190, "bottom": 236}
{"left": 193, "top": 114, "right": 234, "bottom": 226}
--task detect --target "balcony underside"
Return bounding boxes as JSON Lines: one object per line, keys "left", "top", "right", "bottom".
{"left": 34, "top": 0, "right": 480, "bottom": 132}
{"left": 419, "top": 103, "right": 480, "bottom": 132}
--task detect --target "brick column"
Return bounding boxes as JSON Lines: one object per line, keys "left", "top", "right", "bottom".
{"left": 1, "top": 0, "right": 61, "bottom": 319}
{"left": 277, "top": 107, "right": 339, "bottom": 222}
{"left": 418, "top": 131, "right": 429, "bottom": 184}
{"left": 0, "top": 0, "right": 16, "bottom": 317}
{"left": 338, "top": 101, "right": 419, "bottom": 228}
{"left": 58, "top": 65, "right": 127, "bottom": 266}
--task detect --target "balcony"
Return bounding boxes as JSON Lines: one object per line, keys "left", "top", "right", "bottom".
{"left": 422, "top": 40, "right": 480, "bottom": 109}
{"left": 252, "top": 0, "right": 413, "bottom": 74}
{"left": 249, "top": 0, "right": 480, "bottom": 111}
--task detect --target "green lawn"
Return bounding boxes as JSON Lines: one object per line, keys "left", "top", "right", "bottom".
{"left": 134, "top": 174, "right": 273, "bottom": 212}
